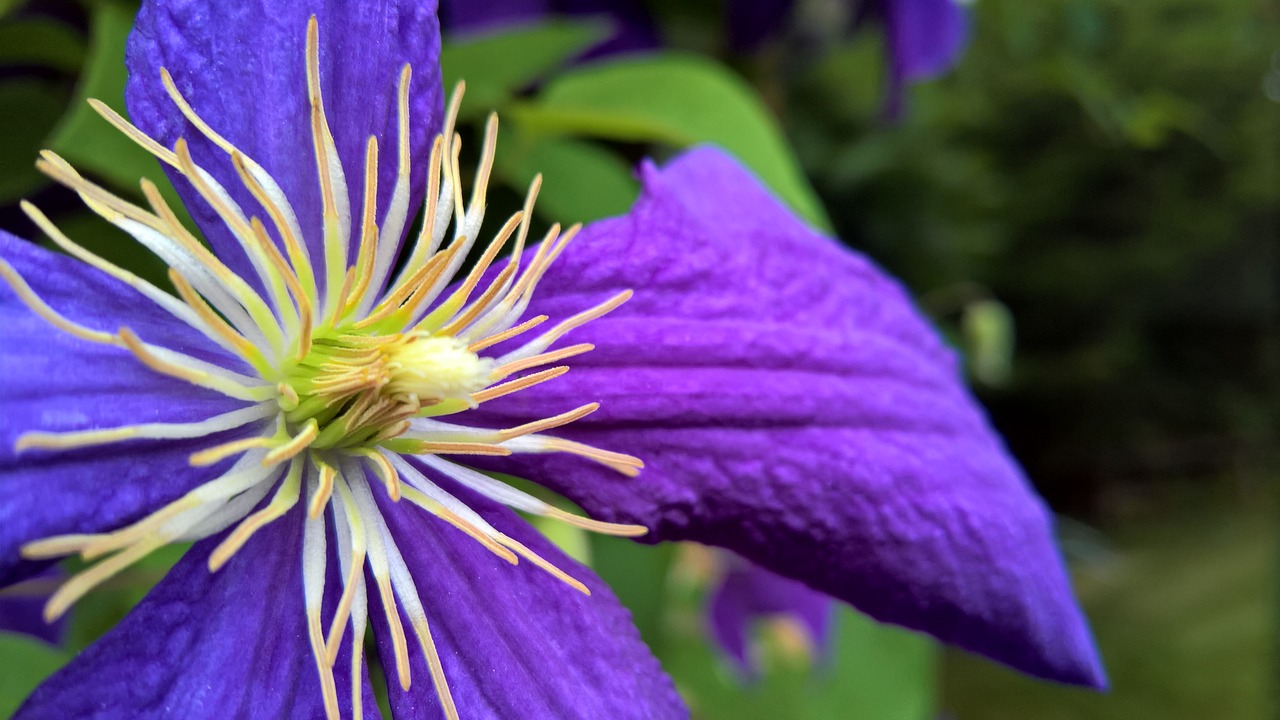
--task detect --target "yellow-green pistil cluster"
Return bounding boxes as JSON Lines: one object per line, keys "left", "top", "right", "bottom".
{"left": 2, "top": 17, "right": 644, "bottom": 720}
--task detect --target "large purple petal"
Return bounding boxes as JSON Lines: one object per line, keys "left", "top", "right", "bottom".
{"left": 370, "top": 468, "right": 686, "bottom": 719}
{"left": 126, "top": 0, "right": 443, "bottom": 282}
{"left": 468, "top": 147, "right": 1106, "bottom": 687}
{"left": 0, "top": 234, "right": 252, "bottom": 586}
{"left": 14, "top": 507, "right": 379, "bottom": 719}
{"left": 708, "top": 556, "right": 833, "bottom": 676}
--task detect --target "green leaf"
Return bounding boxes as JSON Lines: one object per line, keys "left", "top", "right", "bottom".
{"left": 512, "top": 53, "right": 832, "bottom": 230}
{"left": 962, "top": 298, "right": 1016, "bottom": 387}
{"left": 0, "top": 80, "right": 66, "bottom": 203}
{"left": 660, "top": 604, "right": 937, "bottom": 720}
{"left": 47, "top": 0, "right": 158, "bottom": 193}
{"left": 0, "top": 632, "right": 72, "bottom": 719}
{"left": 0, "top": 17, "right": 86, "bottom": 73}
{"left": 494, "top": 134, "right": 638, "bottom": 224}
{"left": 441, "top": 19, "right": 609, "bottom": 120}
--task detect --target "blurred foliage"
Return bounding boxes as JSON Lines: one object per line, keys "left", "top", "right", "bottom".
{"left": 943, "top": 488, "right": 1275, "bottom": 719}
{"left": 0, "top": 0, "right": 1274, "bottom": 718}
{"left": 780, "top": 0, "right": 1279, "bottom": 515}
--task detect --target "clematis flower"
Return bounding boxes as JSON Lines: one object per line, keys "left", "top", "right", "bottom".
{"left": 2, "top": 1, "right": 681, "bottom": 717}
{"left": 0, "top": 1, "right": 1103, "bottom": 718}
{"left": 728, "top": 0, "right": 970, "bottom": 114}
{"left": 706, "top": 554, "right": 833, "bottom": 678}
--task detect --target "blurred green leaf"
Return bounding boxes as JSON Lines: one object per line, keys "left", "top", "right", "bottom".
{"left": 963, "top": 298, "right": 1016, "bottom": 387}
{"left": 589, "top": 536, "right": 674, "bottom": 651}
{"left": 0, "top": 80, "right": 65, "bottom": 203}
{"left": 662, "top": 604, "right": 937, "bottom": 720}
{"left": 494, "top": 134, "right": 637, "bottom": 223}
{"left": 513, "top": 53, "right": 832, "bottom": 231}
{"left": 65, "top": 543, "right": 188, "bottom": 652}
{"left": 47, "top": 0, "right": 158, "bottom": 193}
{"left": 0, "top": 17, "right": 86, "bottom": 73}
{"left": 0, "top": 633, "right": 71, "bottom": 719}
{"left": 441, "top": 19, "right": 608, "bottom": 120}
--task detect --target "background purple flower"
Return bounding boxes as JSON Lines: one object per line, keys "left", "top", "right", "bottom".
{"left": 707, "top": 556, "right": 833, "bottom": 677}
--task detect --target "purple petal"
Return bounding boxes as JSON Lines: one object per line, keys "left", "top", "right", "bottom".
{"left": 708, "top": 556, "right": 833, "bottom": 676}
{"left": 0, "top": 234, "right": 252, "bottom": 586}
{"left": 0, "top": 568, "right": 67, "bottom": 646}
{"left": 469, "top": 147, "right": 1106, "bottom": 688}
{"left": 883, "top": 0, "right": 969, "bottom": 81}
{"left": 126, "top": 0, "right": 443, "bottom": 282}
{"left": 14, "top": 507, "right": 378, "bottom": 719}
{"left": 879, "top": 0, "right": 969, "bottom": 115}
{"left": 370, "top": 467, "right": 686, "bottom": 719}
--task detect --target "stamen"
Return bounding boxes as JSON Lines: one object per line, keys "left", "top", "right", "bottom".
{"left": 306, "top": 15, "right": 352, "bottom": 319}
{"left": 189, "top": 436, "right": 274, "bottom": 467}
{"left": 309, "top": 458, "right": 336, "bottom": 518}
{"left": 118, "top": 327, "right": 270, "bottom": 401}
{"left": 325, "top": 475, "right": 368, "bottom": 665}
{"left": 358, "top": 450, "right": 401, "bottom": 501}
{"left": 169, "top": 268, "right": 272, "bottom": 374}
{"left": 466, "top": 314, "right": 548, "bottom": 353}
{"left": 20, "top": 200, "right": 235, "bottom": 355}
{"left": 87, "top": 98, "right": 179, "bottom": 167}
{"left": 358, "top": 63, "right": 414, "bottom": 315}
{"left": 300, "top": 469, "right": 341, "bottom": 720}
{"left": 409, "top": 615, "right": 459, "bottom": 720}
{"left": 43, "top": 536, "right": 166, "bottom": 621}
{"left": 262, "top": 418, "right": 320, "bottom": 466}
{"left": 489, "top": 342, "right": 594, "bottom": 381}
{"left": 0, "top": 258, "right": 116, "bottom": 344}
{"left": 494, "top": 532, "right": 590, "bottom": 595}
{"left": 503, "top": 436, "right": 645, "bottom": 477}
{"left": 16, "top": 403, "right": 274, "bottom": 454}
{"left": 497, "top": 290, "right": 632, "bottom": 365}
{"left": 492, "top": 403, "right": 599, "bottom": 442}
{"left": 470, "top": 366, "right": 569, "bottom": 404}
{"left": 208, "top": 457, "right": 303, "bottom": 571}
{"left": 543, "top": 507, "right": 649, "bottom": 537}
{"left": 229, "top": 151, "right": 317, "bottom": 305}
{"left": 345, "top": 136, "right": 380, "bottom": 315}
{"left": 398, "top": 485, "right": 518, "bottom": 565}
{"left": 172, "top": 138, "right": 289, "bottom": 350}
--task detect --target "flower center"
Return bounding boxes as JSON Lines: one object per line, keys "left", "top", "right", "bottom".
{"left": 282, "top": 330, "right": 493, "bottom": 450}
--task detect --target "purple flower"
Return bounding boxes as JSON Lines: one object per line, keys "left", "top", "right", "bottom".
{"left": 728, "top": 0, "right": 970, "bottom": 113}
{"left": 707, "top": 555, "right": 833, "bottom": 677}
{"left": 0, "top": 1, "right": 1102, "bottom": 718}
